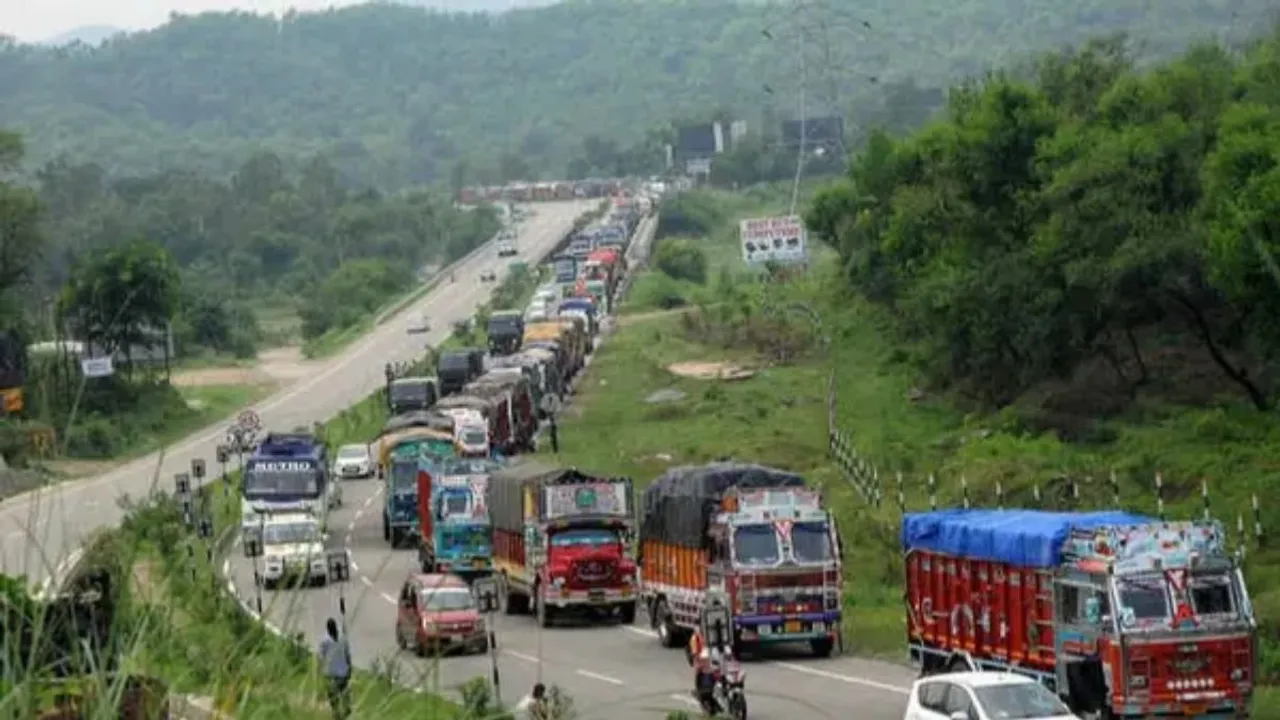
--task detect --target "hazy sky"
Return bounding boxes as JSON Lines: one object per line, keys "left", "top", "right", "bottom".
{"left": 3, "top": 0, "right": 537, "bottom": 42}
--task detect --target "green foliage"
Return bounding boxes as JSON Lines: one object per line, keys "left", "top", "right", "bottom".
{"left": 809, "top": 32, "right": 1280, "bottom": 419}
{"left": 4, "top": 1, "right": 1273, "bottom": 187}
{"left": 298, "top": 258, "right": 412, "bottom": 340}
{"left": 655, "top": 193, "right": 728, "bottom": 240}
{"left": 58, "top": 239, "right": 180, "bottom": 357}
{"left": 0, "top": 131, "right": 43, "bottom": 310}
{"left": 653, "top": 239, "right": 709, "bottom": 284}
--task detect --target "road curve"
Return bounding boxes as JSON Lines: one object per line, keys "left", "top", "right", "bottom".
{"left": 224, "top": 213, "right": 919, "bottom": 718}
{"left": 0, "top": 200, "right": 594, "bottom": 590}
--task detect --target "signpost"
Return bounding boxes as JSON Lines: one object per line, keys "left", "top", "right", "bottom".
{"left": 79, "top": 356, "right": 114, "bottom": 379}
{"left": 739, "top": 215, "right": 807, "bottom": 266}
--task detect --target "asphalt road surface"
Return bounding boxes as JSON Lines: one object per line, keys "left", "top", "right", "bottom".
{"left": 222, "top": 213, "right": 918, "bottom": 718}
{"left": 0, "top": 200, "right": 593, "bottom": 591}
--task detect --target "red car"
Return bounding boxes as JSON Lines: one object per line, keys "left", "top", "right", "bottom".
{"left": 394, "top": 573, "right": 488, "bottom": 655}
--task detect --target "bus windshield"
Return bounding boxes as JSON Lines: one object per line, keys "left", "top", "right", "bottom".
{"left": 243, "top": 463, "right": 318, "bottom": 497}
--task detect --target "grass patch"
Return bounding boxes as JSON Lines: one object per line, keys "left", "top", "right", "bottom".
{"left": 548, "top": 188, "right": 1280, "bottom": 709}
{"left": 301, "top": 319, "right": 372, "bottom": 360}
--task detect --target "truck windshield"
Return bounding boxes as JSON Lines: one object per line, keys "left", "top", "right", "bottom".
{"left": 1189, "top": 574, "right": 1236, "bottom": 616}
{"left": 549, "top": 528, "right": 618, "bottom": 548}
{"left": 439, "top": 490, "right": 471, "bottom": 519}
{"left": 244, "top": 467, "right": 318, "bottom": 497}
{"left": 733, "top": 524, "right": 780, "bottom": 566}
{"left": 390, "top": 383, "right": 429, "bottom": 402}
{"left": 264, "top": 522, "right": 319, "bottom": 545}
{"left": 390, "top": 461, "right": 417, "bottom": 490}
{"left": 1116, "top": 576, "right": 1170, "bottom": 623}
{"left": 791, "top": 521, "right": 833, "bottom": 563}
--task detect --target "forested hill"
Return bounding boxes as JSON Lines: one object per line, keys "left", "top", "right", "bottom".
{"left": 0, "top": 0, "right": 1271, "bottom": 188}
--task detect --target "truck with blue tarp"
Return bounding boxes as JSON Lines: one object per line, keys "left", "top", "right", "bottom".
{"left": 241, "top": 431, "right": 334, "bottom": 544}
{"left": 417, "top": 457, "right": 500, "bottom": 578}
{"left": 638, "top": 463, "right": 843, "bottom": 657}
{"left": 902, "top": 509, "right": 1256, "bottom": 718}
{"left": 379, "top": 417, "right": 457, "bottom": 546}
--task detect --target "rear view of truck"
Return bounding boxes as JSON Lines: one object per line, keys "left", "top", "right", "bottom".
{"left": 639, "top": 462, "right": 844, "bottom": 656}
{"left": 488, "top": 462, "right": 638, "bottom": 627}
{"left": 902, "top": 509, "right": 1256, "bottom": 717}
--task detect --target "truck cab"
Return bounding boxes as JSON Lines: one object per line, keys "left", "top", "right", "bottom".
{"left": 388, "top": 377, "right": 437, "bottom": 415}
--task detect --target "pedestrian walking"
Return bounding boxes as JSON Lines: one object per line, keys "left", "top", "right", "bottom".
{"left": 318, "top": 618, "right": 352, "bottom": 719}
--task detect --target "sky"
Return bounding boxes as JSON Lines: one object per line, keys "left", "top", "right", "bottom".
{"left": 1, "top": 0, "right": 538, "bottom": 43}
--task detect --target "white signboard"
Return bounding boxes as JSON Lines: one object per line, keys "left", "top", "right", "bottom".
{"left": 80, "top": 356, "right": 114, "bottom": 378}
{"left": 543, "top": 481, "right": 629, "bottom": 518}
{"left": 740, "top": 215, "right": 807, "bottom": 266}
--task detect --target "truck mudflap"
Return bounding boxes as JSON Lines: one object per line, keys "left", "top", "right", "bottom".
{"left": 734, "top": 611, "right": 841, "bottom": 642}
{"left": 544, "top": 585, "right": 636, "bottom": 607}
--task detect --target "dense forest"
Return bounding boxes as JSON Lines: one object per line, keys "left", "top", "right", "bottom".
{"left": 1, "top": 0, "right": 1272, "bottom": 188}
{"left": 807, "top": 29, "right": 1280, "bottom": 436}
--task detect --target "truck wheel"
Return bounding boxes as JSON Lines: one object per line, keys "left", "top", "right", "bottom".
{"left": 390, "top": 527, "right": 405, "bottom": 547}
{"left": 419, "top": 548, "right": 435, "bottom": 574}
{"left": 382, "top": 515, "right": 390, "bottom": 542}
{"left": 810, "top": 637, "right": 835, "bottom": 658}
{"left": 618, "top": 601, "right": 637, "bottom": 625}
{"left": 654, "top": 600, "right": 685, "bottom": 648}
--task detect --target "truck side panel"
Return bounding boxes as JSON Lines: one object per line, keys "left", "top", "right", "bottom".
{"left": 493, "top": 527, "right": 529, "bottom": 586}
{"left": 905, "top": 549, "right": 1056, "bottom": 672}
{"left": 640, "top": 540, "right": 704, "bottom": 591}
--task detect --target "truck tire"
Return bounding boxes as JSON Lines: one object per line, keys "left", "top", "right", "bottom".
{"left": 810, "top": 637, "right": 835, "bottom": 658}
{"left": 502, "top": 576, "right": 528, "bottom": 614}
{"left": 618, "top": 601, "right": 637, "bottom": 625}
{"left": 382, "top": 514, "right": 390, "bottom": 542}
{"left": 654, "top": 600, "right": 686, "bottom": 648}
{"left": 419, "top": 547, "right": 435, "bottom": 574}
{"left": 390, "top": 527, "right": 405, "bottom": 547}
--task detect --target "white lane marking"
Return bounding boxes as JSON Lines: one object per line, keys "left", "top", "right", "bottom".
{"left": 669, "top": 693, "right": 701, "bottom": 708}
{"left": 380, "top": 591, "right": 397, "bottom": 604}
{"left": 576, "top": 669, "right": 624, "bottom": 685}
{"left": 773, "top": 661, "right": 911, "bottom": 695}
{"left": 505, "top": 650, "right": 540, "bottom": 663}
{"left": 361, "top": 576, "right": 374, "bottom": 587}
{"left": 620, "top": 624, "right": 910, "bottom": 695}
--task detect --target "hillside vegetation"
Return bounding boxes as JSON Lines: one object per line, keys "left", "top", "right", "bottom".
{"left": 1, "top": 0, "right": 1273, "bottom": 186}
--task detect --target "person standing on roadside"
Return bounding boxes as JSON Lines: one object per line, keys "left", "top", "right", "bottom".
{"left": 318, "top": 618, "right": 352, "bottom": 719}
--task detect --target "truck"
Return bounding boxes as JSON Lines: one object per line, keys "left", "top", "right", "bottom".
{"left": 417, "top": 458, "right": 500, "bottom": 577}
{"left": 437, "top": 348, "right": 484, "bottom": 396}
{"left": 439, "top": 407, "right": 490, "bottom": 458}
{"left": 466, "top": 373, "right": 536, "bottom": 453}
{"left": 437, "top": 393, "right": 510, "bottom": 458}
{"left": 639, "top": 462, "right": 843, "bottom": 657}
{"left": 487, "top": 310, "right": 524, "bottom": 355}
{"left": 525, "top": 321, "right": 584, "bottom": 380}
{"left": 387, "top": 377, "right": 438, "bottom": 416}
{"left": 901, "top": 509, "right": 1257, "bottom": 718}
{"left": 240, "top": 432, "right": 335, "bottom": 541}
{"left": 378, "top": 426, "right": 456, "bottom": 546}
{"left": 488, "top": 462, "right": 638, "bottom": 627}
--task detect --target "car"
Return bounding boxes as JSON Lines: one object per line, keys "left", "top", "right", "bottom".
{"left": 407, "top": 313, "right": 431, "bottom": 334}
{"left": 255, "top": 513, "right": 333, "bottom": 589}
{"left": 333, "top": 444, "right": 372, "bottom": 479}
{"left": 903, "top": 671, "right": 1079, "bottom": 720}
{"left": 497, "top": 241, "right": 518, "bottom": 257}
{"left": 480, "top": 270, "right": 497, "bottom": 282}
{"left": 394, "top": 573, "right": 488, "bottom": 656}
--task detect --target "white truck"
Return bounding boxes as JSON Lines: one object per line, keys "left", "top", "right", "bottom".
{"left": 250, "top": 512, "right": 348, "bottom": 589}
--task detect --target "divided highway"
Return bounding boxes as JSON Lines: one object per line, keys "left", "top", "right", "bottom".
{"left": 223, "top": 213, "right": 918, "bottom": 718}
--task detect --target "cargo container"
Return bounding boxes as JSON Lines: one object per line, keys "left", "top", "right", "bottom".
{"left": 902, "top": 510, "right": 1256, "bottom": 717}
{"left": 639, "top": 463, "right": 843, "bottom": 657}
{"left": 489, "top": 462, "right": 637, "bottom": 626}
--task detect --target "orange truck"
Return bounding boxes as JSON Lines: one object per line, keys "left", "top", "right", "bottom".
{"left": 902, "top": 510, "right": 1257, "bottom": 717}
{"left": 639, "top": 463, "right": 844, "bottom": 657}
{"left": 488, "top": 462, "right": 638, "bottom": 627}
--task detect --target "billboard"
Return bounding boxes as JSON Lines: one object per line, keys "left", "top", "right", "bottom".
{"left": 677, "top": 124, "right": 717, "bottom": 156}
{"left": 782, "top": 116, "right": 845, "bottom": 149}
{"left": 740, "top": 215, "right": 807, "bottom": 266}
{"left": 543, "top": 480, "right": 630, "bottom": 519}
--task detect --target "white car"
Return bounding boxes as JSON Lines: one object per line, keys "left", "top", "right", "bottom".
{"left": 407, "top": 313, "right": 431, "bottom": 334}
{"left": 256, "top": 513, "right": 331, "bottom": 588}
{"left": 333, "top": 444, "right": 372, "bottom": 479}
{"left": 904, "top": 671, "right": 1078, "bottom": 720}
{"left": 497, "top": 241, "right": 517, "bottom": 257}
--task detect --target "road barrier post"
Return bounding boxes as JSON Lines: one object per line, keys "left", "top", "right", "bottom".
{"left": 473, "top": 576, "right": 502, "bottom": 706}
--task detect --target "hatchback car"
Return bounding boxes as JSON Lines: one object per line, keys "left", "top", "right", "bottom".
{"left": 333, "top": 444, "right": 372, "bottom": 479}
{"left": 903, "top": 671, "right": 1078, "bottom": 720}
{"left": 394, "top": 573, "right": 487, "bottom": 656}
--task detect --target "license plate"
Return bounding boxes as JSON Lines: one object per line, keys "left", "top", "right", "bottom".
{"left": 589, "top": 590, "right": 606, "bottom": 602}
{"left": 784, "top": 620, "right": 802, "bottom": 633}
{"left": 1183, "top": 704, "right": 1207, "bottom": 716}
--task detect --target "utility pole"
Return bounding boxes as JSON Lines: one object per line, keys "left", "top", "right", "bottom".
{"left": 789, "top": 0, "right": 808, "bottom": 216}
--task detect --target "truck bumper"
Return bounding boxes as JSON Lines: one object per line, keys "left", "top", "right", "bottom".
{"left": 734, "top": 611, "right": 841, "bottom": 643}
{"left": 544, "top": 586, "right": 636, "bottom": 608}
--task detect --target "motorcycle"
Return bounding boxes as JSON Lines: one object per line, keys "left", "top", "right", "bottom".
{"left": 696, "top": 660, "right": 747, "bottom": 719}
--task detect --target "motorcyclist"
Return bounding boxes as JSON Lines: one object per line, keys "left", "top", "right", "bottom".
{"left": 687, "top": 625, "right": 733, "bottom": 715}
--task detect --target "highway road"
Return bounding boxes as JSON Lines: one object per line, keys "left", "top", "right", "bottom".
{"left": 223, "top": 212, "right": 919, "bottom": 718}
{"left": 0, "top": 200, "right": 594, "bottom": 591}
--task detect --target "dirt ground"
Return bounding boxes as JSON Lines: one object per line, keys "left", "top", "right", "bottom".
{"left": 170, "top": 347, "right": 320, "bottom": 387}
{"left": 666, "top": 360, "right": 755, "bottom": 381}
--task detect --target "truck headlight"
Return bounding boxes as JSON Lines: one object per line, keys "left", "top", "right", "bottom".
{"left": 551, "top": 576, "right": 565, "bottom": 587}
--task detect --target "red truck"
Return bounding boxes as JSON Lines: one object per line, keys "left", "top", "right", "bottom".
{"left": 639, "top": 463, "right": 844, "bottom": 657}
{"left": 582, "top": 248, "right": 621, "bottom": 298}
{"left": 465, "top": 372, "right": 536, "bottom": 454}
{"left": 488, "top": 462, "right": 638, "bottom": 627}
{"left": 902, "top": 509, "right": 1256, "bottom": 718}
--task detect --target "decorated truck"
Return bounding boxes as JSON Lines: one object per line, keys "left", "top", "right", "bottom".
{"left": 488, "top": 462, "right": 638, "bottom": 626}
{"left": 466, "top": 372, "right": 536, "bottom": 453}
{"left": 902, "top": 510, "right": 1257, "bottom": 718}
{"left": 417, "top": 458, "right": 501, "bottom": 577}
{"left": 437, "top": 393, "right": 510, "bottom": 458}
{"left": 639, "top": 463, "right": 844, "bottom": 657}
{"left": 379, "top": 425, "right": 455, "bottom": 546}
